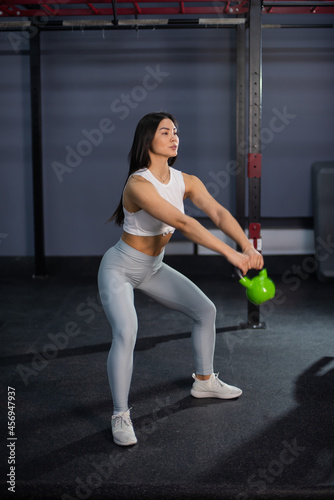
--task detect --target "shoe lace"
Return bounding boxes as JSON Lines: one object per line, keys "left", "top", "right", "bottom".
{"left": 212, "top": 373, "right": 225, "bottom": 388}
{"left": 112, "top": 408, "right": 133, "bottom": 428}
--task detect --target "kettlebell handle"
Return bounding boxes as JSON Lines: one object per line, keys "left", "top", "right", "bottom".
{"left": 234, "top": 268, "right": 244, "bottom": 280}
{"left": 235, "top": 268, "right": 267, "bottom": 280}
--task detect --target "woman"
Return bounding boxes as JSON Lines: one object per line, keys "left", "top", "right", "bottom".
{"left": 98, "top": 112, "right": 263, "bottom": 447}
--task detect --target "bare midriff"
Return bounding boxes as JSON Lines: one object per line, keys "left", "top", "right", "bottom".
{"left": 121, "top": 231, "right": 173, "bottom": 257}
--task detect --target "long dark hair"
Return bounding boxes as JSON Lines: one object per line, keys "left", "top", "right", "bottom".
{"left": 110, "top": 112, "right": 178, "bottom": 226}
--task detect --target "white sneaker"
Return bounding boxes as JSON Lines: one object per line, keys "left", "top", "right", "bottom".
{"left": 111, "top": 409, "right": 137, "bottom": 446}
{"left": 190, "top": 373, "right": 242, "bottom": 399}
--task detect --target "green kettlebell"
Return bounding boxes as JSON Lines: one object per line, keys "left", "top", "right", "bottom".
{"left": 237, "top": 268, "right": 276, "bottom": 305}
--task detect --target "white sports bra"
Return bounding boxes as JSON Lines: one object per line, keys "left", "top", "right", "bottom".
{"left": 123, "top": 167, "right": 185, "bottom": 237}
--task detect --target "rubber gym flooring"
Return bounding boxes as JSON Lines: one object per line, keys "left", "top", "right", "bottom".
{"left": 0, "top": 256, "right": 333, "bottom": 500}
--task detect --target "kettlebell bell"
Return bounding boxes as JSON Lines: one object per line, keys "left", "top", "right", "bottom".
{"left": 236, "top": 268, "right": 276, "bottom": 305}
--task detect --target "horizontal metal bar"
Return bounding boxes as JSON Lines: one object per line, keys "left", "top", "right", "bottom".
{"left": 0, "top": 21, "right": 31, "bottom": 28}
{"left": 63, "top": 17, "right": 244, "bottom": 28}
{"left": 1, "top": 0, "right": 247, "bottom": 3}
{"left": 0, "top": 9, "right": 249, "bottom": 17}
{"left": 1, "top": 19, "right": 333, "bottom": 31}
{"left": 0, "top": 19, "right": 245, "bottom": 31}
{"left": 264, "top": 8, "right": 334, "bottom": 12}
{"left": 198, "top": 17, "right": 246, "bottom": 24}
{"left": 62, "top": 18, "right": 245, "bottom": 28}
{"left": 263, "top": 1, "right": 334, "bottom": 5}
{"left": 118, "top": 18, "right": 168, "bottom": 26}
{"left": 62, "top": 20, "right": 113, "bottom": 27}
{"left": 262, "top": 23, "right": 334, "bottom": 27}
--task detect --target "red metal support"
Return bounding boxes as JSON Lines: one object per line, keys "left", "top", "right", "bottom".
{"left": 87, "top": 3, "right": 99, "bottom": 15}
{"left": 0, "top": 1, "right": 251, "bottom": 18}
{"left": 0, "top": 6, "right": 14, "bottom": 16}
{"left": 134, "top": 3, "right": 142, "bottom": 15}
{"left": 248, "top": 221, "right": 261, "bottom": 250}
{"left": 40, "top": 3, "right": 57, "bottom": 16}
{"left": 249, "top": 221, "right": 261, "bottom": 240}
{"left": 249, "top": 224, "right": 262, "bottom": 251}
{"left": 1, "top": 0, "right": 334, "bottom": 18}
{"left": 262, "top": 0, "right": 334, "bottom": 14}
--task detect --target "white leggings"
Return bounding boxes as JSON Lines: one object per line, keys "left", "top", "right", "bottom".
{"left": 98, "top": 238, "right": 216, "bottom": 413}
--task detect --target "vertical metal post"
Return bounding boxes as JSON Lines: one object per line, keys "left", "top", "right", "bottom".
{"left": 30, "top": 27, "right": 47, "bottom": 277}
{"left": 235, "top": 23, "right": 247, "bottom": 234}
{"left": 247, "top": 0, "right": 265, "bottom": 328}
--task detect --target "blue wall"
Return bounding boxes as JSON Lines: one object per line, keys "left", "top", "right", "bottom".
{"left": 261, "top": 23, "right": 334, "bottom": 217}
{"left": 0, "top": 16, "right": 333, "bottom": 256}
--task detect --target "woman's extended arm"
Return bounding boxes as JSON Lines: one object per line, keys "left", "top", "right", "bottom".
{"left": 124, "top": 176, "right": 262, "bottom": 274}
{"left": 183, "top": 173, "right": 264, "bottom": 270}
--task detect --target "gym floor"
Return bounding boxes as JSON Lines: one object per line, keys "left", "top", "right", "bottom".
{"left": 1, "top": 257, "right": 333, "bottom": 500}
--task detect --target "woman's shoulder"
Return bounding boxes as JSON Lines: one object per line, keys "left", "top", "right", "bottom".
{"left": 127, "top": 169, "right": 151, "bottom": 185}
{"left": 126, "top": 171, "right": 152, "bottom": 191}
{"left": 181, "top": 171, "right": 199, "bottom": 184}
{"left": 181, "top": 172, "right": 204, "bottom": 197}
{"left": 130, "top": 168, "right": 148, "bottom": 178}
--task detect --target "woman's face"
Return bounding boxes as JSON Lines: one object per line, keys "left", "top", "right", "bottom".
{"left": 149, "top": 118, "right": 179, "bottom": 160}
